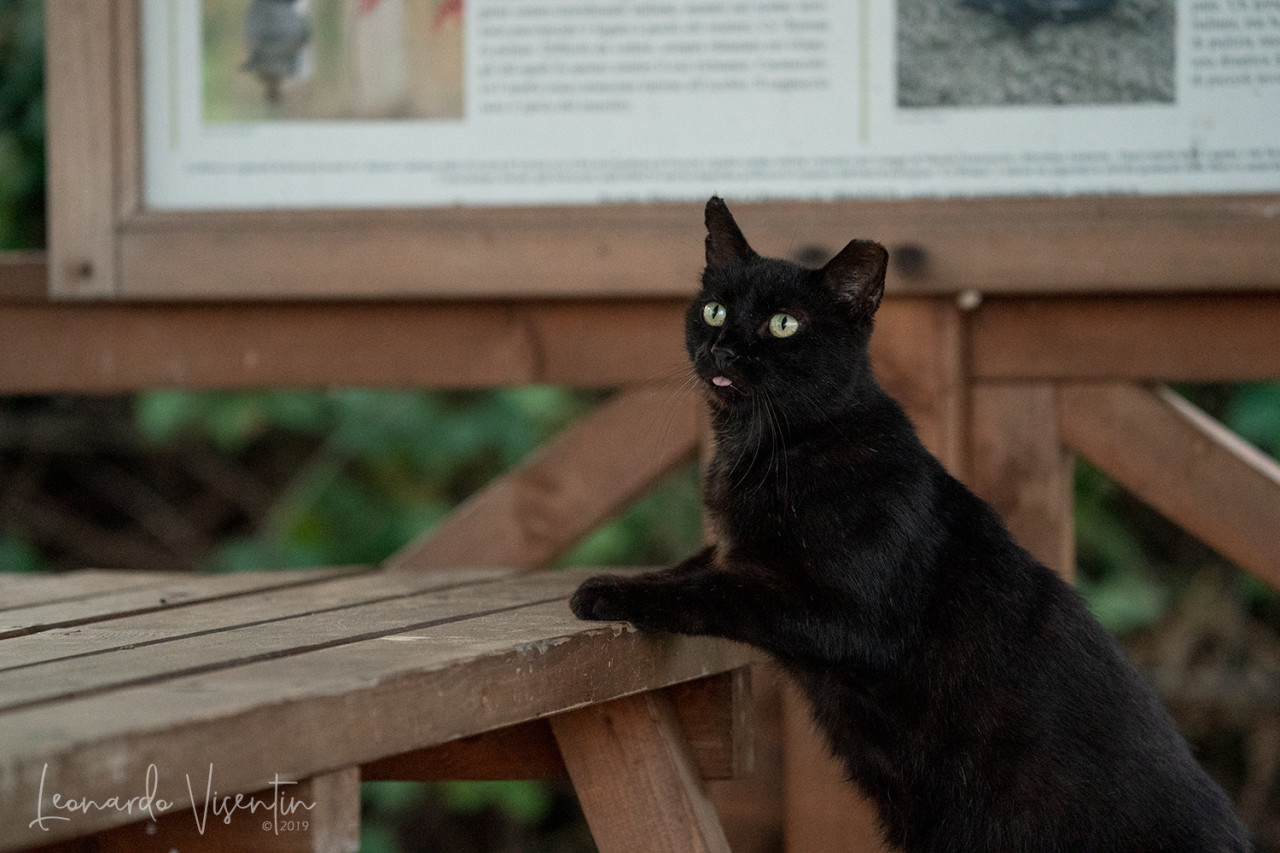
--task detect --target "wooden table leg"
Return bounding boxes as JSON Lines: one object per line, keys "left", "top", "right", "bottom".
{"left": 551, "top": 690, "right": 732, "bottom": 853}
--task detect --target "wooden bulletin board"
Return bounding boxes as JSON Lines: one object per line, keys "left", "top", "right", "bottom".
{"left": 46, "top": 0, "right": 1280, "bottom": 301}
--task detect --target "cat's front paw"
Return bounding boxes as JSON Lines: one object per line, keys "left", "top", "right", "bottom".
{"left": 570, "top": 575, "right": 638, "bottom": 623}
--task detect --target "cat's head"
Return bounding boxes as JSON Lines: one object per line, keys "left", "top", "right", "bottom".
{"left": 686, "top": 196, "right": 888, "bottom": 423}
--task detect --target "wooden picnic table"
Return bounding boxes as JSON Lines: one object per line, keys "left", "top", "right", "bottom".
{"left": 0, "top": 566, "right": 757, "bottom": 852}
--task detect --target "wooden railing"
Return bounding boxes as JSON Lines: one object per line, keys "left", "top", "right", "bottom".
{"left": 3, "top": 254, "right": 1278, "bottom": 852}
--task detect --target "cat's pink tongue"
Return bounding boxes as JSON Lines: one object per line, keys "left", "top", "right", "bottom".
{"left": 712, "top": 376, "right": 733, "bottom": 387}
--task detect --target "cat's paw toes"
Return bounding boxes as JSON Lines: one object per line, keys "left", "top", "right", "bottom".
{"left": 570, "top": 576, "right": 634, "bottom": 623}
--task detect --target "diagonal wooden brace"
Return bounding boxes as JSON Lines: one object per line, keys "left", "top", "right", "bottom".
{"left": 551, "top": 690, "right": 732, "bottom": 853}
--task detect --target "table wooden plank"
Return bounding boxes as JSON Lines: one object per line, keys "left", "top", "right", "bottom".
{"left": 0, "top": 571, "right": 166, "bottom": 611}
{"left": 0, "top": 568, "right": 361, "bottom": 639}
{"left": 0, "top": 568, "right": 506, "bottom": 672}
{"left": 0, "top": 579, "right": 756, "bottom": 847}
{"left": 0, "top": 570, "right": 563, "bottom": 711}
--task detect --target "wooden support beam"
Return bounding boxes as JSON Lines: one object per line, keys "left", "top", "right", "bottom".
{"left": 0, "top": 298, "right": 688, "bottom": 394}
{"left": 385, "top": 384, "right": 700, "bottom": 572}
{"left": 362, "top": 669, "right": 752, "bottom": 782}
{"left": 44, "top": 2, "right": 119, "bottom": 299}
{"left": 971, "top": 295, "right": 1280, "bottom": 382}
{"left": 969, "top": 383, "right": 1075, "bottom": 580}
{"left": 551, "top": 690, "right": 732, "bottom": 853}
{"left": 1059, "top": 383, "right": 1280, "bottom": 590}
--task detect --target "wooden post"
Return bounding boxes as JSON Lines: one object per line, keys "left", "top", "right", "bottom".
{"left": 969, "top": 383, "right": 1075, "bottom": 580}
{"left": 45, "top": 0, "right": 120, "bottom": 298}
{"left": 551, "top": 691, "right": 732, "bottom": 853}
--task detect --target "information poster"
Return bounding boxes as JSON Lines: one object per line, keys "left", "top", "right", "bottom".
{"left": 143, "top": 0, "right": 1280, "bottom": 209}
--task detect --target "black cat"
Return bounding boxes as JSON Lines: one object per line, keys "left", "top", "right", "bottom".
{"left": 570, "top": 197, "right": 1249, "bottom": 852}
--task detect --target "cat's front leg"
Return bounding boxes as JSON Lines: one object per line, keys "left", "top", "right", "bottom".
{"left": 570, "top": 547, "right": 717, "bottom": 635}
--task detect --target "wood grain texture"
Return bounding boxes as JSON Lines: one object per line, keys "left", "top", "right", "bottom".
{"left": 969, "top": 383, "right": 1075, "bottom": 580}
{"left": 112, "top": 196, "right": 1280, "bottom": 300}
{"left": 44, "top": 2, "right": 117, "bottom": 298}
{"left": 0, "top": 570, "right": 757, "bottom": 848}
{"left": 0, "top": 568, "right": 358, "bottom": 640}
{"left": 551, "top": 691, "right": 732, "bottom": 853}
{"left": 709, "top": 662, "right": 786, "bottom": 853}
{"left": 0, "top": 296, "right": 686, "bottom": 394}
{"left": 970, "top": 295, "right": 1280, "bottom": 381}
{"left": 362, "top": 670, "right": 751, "bottom": 782}
{"left": 0, "top": 570, "right": 525, "bottom": 708}
{"left": 386, "top": 385, "right": 700, "bottom": 572}
{"left": 1060, "top": 384, "right": 1280, "bottom": 590}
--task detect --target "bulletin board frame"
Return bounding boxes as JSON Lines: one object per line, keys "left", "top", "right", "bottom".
{"left": 45, "top": 0, "right": 1280, "bottom": 301}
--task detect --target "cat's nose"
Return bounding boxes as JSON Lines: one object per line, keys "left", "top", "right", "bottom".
{"left": 711, "top": 344, "right": 736, "bottom": 371}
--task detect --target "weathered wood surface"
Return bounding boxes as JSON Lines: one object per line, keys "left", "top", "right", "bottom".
{"left": 0, "top": 568, "right": 758, "bottom": 850}
{"left": 388, "top": 385, "right": 700, "bottom": 572}
{"left": 362, "top": 669, "right": 751, "bottom": 782}
{"left": 0, "top": 567, "right": 357, "bottom": 639}
{"left": 552, "top": 690, "right": 732, "bottom": 853}
{"left": 1060, "top": 384, "right": 1280, "bottom": 590}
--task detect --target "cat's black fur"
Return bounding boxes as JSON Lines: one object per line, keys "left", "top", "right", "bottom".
{"left": 570, "top": 197, "right": 1249, "bottom": 852}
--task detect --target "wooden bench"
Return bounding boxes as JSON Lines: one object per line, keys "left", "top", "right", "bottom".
{"left": 0, "top": 565, "right": 757, "bottom": 852}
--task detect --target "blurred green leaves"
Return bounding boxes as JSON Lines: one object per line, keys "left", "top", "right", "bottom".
{"left": 1225, "top": 382, "right": 1280, "bottom": 458}
{"left": 133, "top": 387, "right": 597, "bottom": 572}
{"left": 0, "top": 0, "right": 45, "bottom": 249}
{"left": 0, "top": 531, "right": 42, "bottom": 573}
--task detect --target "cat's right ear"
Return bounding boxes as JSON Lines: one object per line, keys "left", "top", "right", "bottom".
{"left": 822, "top": 239, "right": 888, "bottom": 316}
{"left": 705, "top": 196, "right": 756, "bottom": 269}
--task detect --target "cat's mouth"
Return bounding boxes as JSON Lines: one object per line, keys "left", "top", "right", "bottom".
{"left": 703, "top": 371, "right": 749, "bottom": 404}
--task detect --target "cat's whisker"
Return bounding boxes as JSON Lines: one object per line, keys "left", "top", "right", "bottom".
{"left": 649, "top": 368, "right": 703, "bottom": 461}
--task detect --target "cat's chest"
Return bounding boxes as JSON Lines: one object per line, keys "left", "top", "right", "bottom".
{"left": 704, "top": 448, "right": 811, "bottom": 551}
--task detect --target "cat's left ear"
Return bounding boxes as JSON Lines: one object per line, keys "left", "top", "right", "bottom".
{"left": 821, "top": 239, "right": 888, "bottom": 315}
{"left": 705, "top": 196, "right": 756, "bottom": 269}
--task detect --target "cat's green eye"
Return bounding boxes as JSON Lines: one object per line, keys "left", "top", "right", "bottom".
{"left": 769, "top": 313, "right": 800, "bottom": 338}
{"left": 703, "top": 302, "right": 727, "bottom": 327}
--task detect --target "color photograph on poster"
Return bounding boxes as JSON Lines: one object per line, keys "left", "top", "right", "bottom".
{"left": 201, "top": 0, "right": 464, "bottom": 121}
